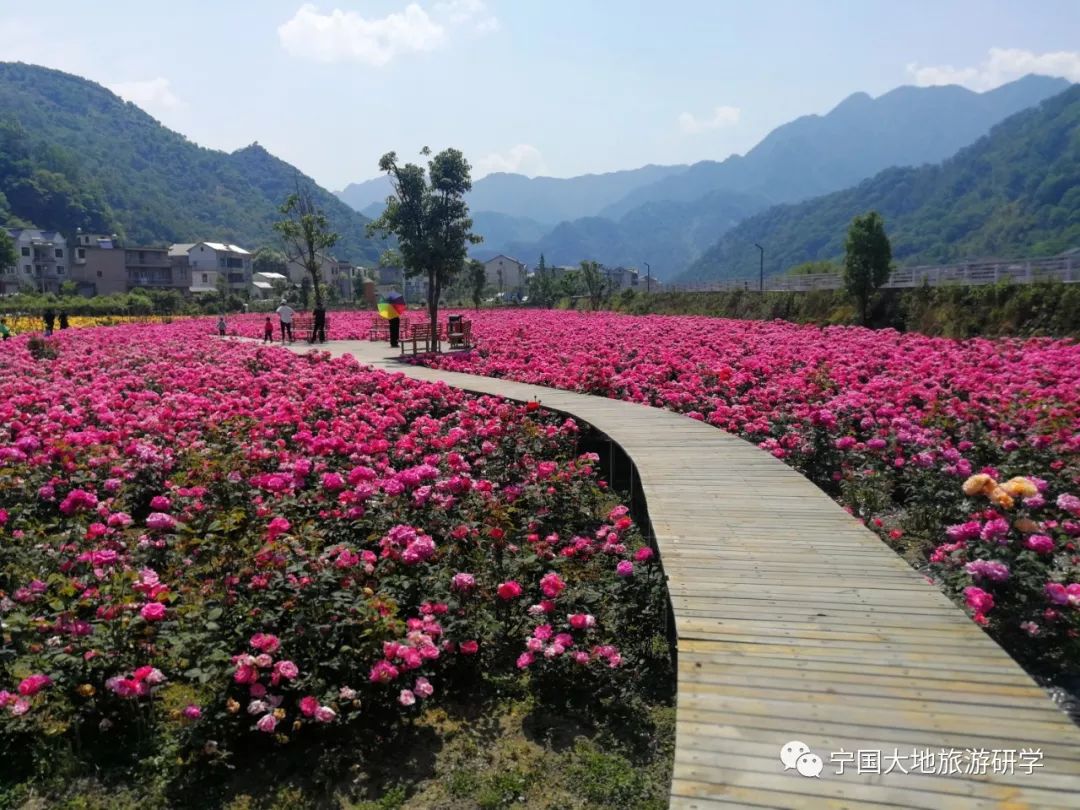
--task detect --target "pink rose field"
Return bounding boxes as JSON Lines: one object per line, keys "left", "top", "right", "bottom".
{"left": 234, "top": 307, "right": 1080, "bottom": 688}
{"left": 0, "top": 321, "right": 672, "bottom": 806}
{"left": 4, "top": 309, "right": 1080, "bottom": 804}
{"left": 407, "top": 309, "right": 1080, "bottom": 683}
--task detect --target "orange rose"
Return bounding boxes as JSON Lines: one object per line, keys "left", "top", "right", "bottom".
{"left": 1000, "top": 477, "right": 1038, "bottom": 498}
{"left": 988, "top": 487, "right": 1015, "bottom": 510}
{"left": 962, "top": 474, "right": 995, "bottom": 497}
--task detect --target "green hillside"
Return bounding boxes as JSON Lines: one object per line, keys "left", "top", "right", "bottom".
{"left": 680, "top": 85, "right": 1080, "bottom": 282}
{"left": 501, "top": 189, "right": 769, "bottom": 274}
{"left": 0, "top": 62, "right": 384, "bottom": 262}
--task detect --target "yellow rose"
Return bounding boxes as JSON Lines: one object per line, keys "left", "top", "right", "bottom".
{"left": 962, "top": 474, "right": 995, "bottom": 497}
{"left": 1000, "top": 477, "right": 1038, "bottom": 498}
{"left": 988, "top": 487, "right": 1015, "bottom": 510}
{"left": 75, "top": 683, "right": 95, "bottom": 698}
{"left": 1014, "top": 518, "right": 1040, "bottom": 534}
{"left": 273, "top": 708, "right": 286, "bottom": 720}
{"left": 226, "top": 698, "right": 240, "bottom": 714}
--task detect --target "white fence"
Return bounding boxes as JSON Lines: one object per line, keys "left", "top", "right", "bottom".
{"left": 662, "top": 255, "right": 1080, "bottom": 294}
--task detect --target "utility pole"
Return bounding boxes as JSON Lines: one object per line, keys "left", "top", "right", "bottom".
{"left": 754, "top": 243, "right": 764, "bottom": 292}
{"left": 644, "top": 261, "right": 651, "bottom": 293}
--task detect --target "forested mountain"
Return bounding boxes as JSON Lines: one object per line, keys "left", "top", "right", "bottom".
{"left": 0, "top": 62, "right": 384, "bottom": 262}
{"left": 473, "top": 76, "right": 1069, "bottom": 276}
{"left": 603, "top": 75, "right": 1071, "bottom": 219}
{"left": 336, "top": 163, "right": 687, "bottom": 225}
{"left": 470, "top": 211, "right": 549, "bottom": 255}
{"left": 500, "top": 189, "right": 769, "bottom": 274}
{"left": 679, "top": 85, "right": 1080, "bottom": 282}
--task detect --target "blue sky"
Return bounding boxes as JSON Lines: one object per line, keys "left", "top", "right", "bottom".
{"left": 2, "top": 1, "right": 1079, "bottom": 189}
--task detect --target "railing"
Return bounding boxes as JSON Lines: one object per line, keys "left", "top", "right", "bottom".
{"left": 660, "top": 255, "right": 1080, "bottom": 293}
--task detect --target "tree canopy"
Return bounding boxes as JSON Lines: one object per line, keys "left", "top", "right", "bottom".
{"left": 843, "top": 211, "right": 892, "bottom": 324}
{"left": 274, "top": 188, "right": 338, "bottom": 308}
{"left": 368, "top": 148, "right": 480, "bottom": 336}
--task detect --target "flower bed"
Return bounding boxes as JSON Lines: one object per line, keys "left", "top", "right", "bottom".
{"left": 393, "top": 309, "right": 1080, "bottom": 683}
{"left": 0, "top": 322, "right": 672, "bottom": 806}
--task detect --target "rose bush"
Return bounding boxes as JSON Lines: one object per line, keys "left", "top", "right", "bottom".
{"left": 0, "top": 322, "right": 670, "bottom": 796}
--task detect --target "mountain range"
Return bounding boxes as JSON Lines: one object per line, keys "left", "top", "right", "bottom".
{"left": 0, "top": 62, "right": 384, "bottom": 263}
{"left": 336, "top": 74, "right": 1070, "bottom": 279}
{"left": 679, "top": 84, "right": 1080, "bottom": 282}
{"left": 2, "top": 61, "right": 1075, "bottom": 284}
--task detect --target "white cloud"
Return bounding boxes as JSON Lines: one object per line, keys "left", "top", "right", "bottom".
{"left": 434, "top": 0, "right": 499, "bottom": 32}
{"left": 109, "top": 78, "right": 185, "bottom": 115}
{"left": 907, "top": 47, "right": 1080, "bottom": 91}
{"left": 678, "top": 105, "right": 741, "bottom": 135}
{"left": 473, "top": 144, "right": 547, "bottom": 178}
{"left": 278, "top": 3, "right": 446, "bottom": 66}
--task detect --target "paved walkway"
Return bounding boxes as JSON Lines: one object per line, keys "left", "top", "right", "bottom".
{"left": 280, "top": 338, "right": 1080, "bottom": 809}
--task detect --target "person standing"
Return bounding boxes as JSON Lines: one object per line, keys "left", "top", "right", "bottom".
{"left": 263, "top": 316, "right": 274, "bottom": 343}
{"left": 389, "top": 315, "right": 400, "bottom": 348}
{"left": 217, "top": 315, "right": 227, "bottom": 337}
{"left": 43, "top": 307, "right": 55, "bottom": 336}
{"left": 0, "top": 317, "right": 10, "bottom": 341}
{"left": 276, "top": 300, "right": 295, "bottom": 343}
{"left": 311, "top": 304, "right": 327, "bottom": 343}
{"left": 58, "top": 310, "right": 69, "bottom": 330}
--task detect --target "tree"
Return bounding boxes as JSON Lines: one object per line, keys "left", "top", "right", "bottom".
{"left": 843, "top": 211, "right": 892, "bottom": 325}
{"left": 274, "top": 186, "right": 338, "bottom": 310}
{"left": 557, "top": 270, "right": 582, "bottom": 300}
{"left": 300, "top": 277, "right": 312, "bottom": 310}
{"left": 789, "top": 259, "right": 839, "bottom": 276}
{"left": 0, "top": 228, "right": 15, "bottom": 273}
{"left": 468, "top": 259, "right": 486, "bottom": 310}
{"left": 580, "top": 260, "right": 607, "bottom": 312}
{"left": 367, "top": 148, "right": 481, "bottom": 340}
{"left": 253, "top": 247, "right": 287, "bottom": 276}
{"left": 527, "top": 265, "right": 558, "bottom": 308}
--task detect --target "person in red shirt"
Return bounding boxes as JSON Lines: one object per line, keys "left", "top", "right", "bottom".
{"left": 263, "top": 316, "right": 274, "bottom": 343}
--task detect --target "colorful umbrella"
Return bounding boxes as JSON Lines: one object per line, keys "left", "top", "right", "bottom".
{"left": 378, "top": 292, "right": 407, "bottom": 319}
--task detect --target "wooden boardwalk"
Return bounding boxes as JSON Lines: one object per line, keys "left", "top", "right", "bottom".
{"left": 285, "top": 338, "right": 1080, "bottom": 809}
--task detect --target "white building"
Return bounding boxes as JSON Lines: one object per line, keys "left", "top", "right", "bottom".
{"left": 375, "top": 265, "right": 427, "bottom": 304}
{"left": 483, "top": 255, "right": 528, "bottom": 298}
{"left": 170, "top": 242, "right": 252, "bottom": 293}
{"left": 2, "top": 229, "right": 68, "bottom": 295}
{"left": 285, "top": 253, "right": 357, "bottom": 301}
{"left": 251, "top": 272, "right": 289, "bottom": 300}
{"left": 604, "top": 265, "right": 640, "bottom": 292}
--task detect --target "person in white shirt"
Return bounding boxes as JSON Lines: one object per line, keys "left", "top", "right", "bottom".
{"left": 275, "top": 300, "right": 296, "bottom": 343}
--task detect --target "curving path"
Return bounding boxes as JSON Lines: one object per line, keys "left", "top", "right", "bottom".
{"left": 282, "top": 338, "right": 1080, "bottom": 809}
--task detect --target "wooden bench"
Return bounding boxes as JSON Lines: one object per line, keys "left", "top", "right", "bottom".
{"left": 289, "top": 313, "right": 329, "bottom": 343}
{"left": 400, "top": 322, "right": 441, "bottom": 355}
{"left": 368, "top": 315, "right": 409, "bottom": 342}
{"left": 292, "top": 314, "right": 312, "bottom": 337}
{"left": 446, "top": 319, "right": 473, "bottom": 350}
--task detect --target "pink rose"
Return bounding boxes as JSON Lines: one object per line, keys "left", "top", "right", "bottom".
{"left": 539, "top": 572, "right": 566, "bottom": 598}
{"left": 18, "top": 674, "right": 52, "bottom": 696}
{"left": 256, "top": 714, "right": 277, "bottom": 733}
{"left": 314, "top": 705, "right": 336, "bottom": 722}
{"left": 140, "top": 602, "right": 167, "bottom": 622}
{"left": 250, "top": 633, "right": 281, "bottom": 654}
{"left": 496, "top": 580, "right": 522, "bottom": 600}
{"left": 568, "top": 613, "right": 596, "bottom": 630}
{"left": 274, "top": 660, "right": 299, "bottom": 680}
